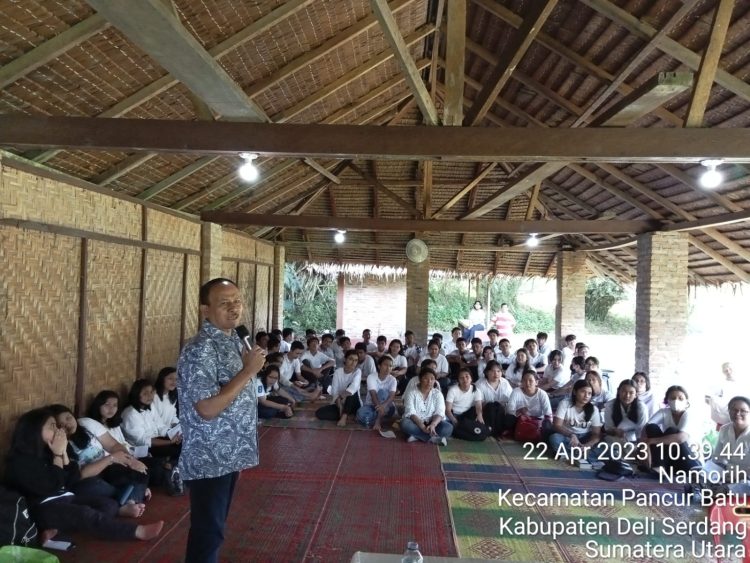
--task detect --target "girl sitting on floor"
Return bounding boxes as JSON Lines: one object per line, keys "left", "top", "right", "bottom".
{"left": 549, "top": 379, "right": 602, "bottom": 460}
{"left": 641, "top": 385, "right": 702, "bottom": 479}
{"left": 401, "top": 367, "right": 453, "bottom": 445}
{"left": 257, "top": 365, "right": 294, "bottom": 419}
{"left": 506, "top": 370, "right": 553, "bottom": 440}
{"left": 476, "top": 360, "right": 513, "bottom": 437}
{"left": 585, "top": 370, "right": 612, "bottom": 411}
{"left": 152, "top": 367, "right": 179, "bottom": 434}
{"left": 48, "top": 404, "right": 150, "bottom": 505}
{"left": 602, "top": 379, "right": 648, "bottom": 447}
{"left": 357, "top": 355, "right": 398, "bottom": 430}
{"left": 445, "top": 368, "right": 488, "bottom": 441}
{"left": 5, "top": 407, "right": 163, "bottom": 542}
{"left": 505, "top": 348, "right": 531, "bottom": 387}
{"left": 632, "top": 371, "right": 657, "bottom": 417}
{"left": 702, "top": 396, "right": 750, "bottom": 495}
{"left": 316, "top": 350, "right": 362, "bottom": 427}
{"left": 477, "top": 346, "right": 496, "bottom": 381}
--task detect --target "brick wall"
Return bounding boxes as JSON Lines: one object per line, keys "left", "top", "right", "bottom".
{"left": 555, "top": 251, "right": 588, "bottom": 349}
{"left": 635, "top": 232, "right": 688, "bottom": 388}
{"left": 341, "top": 276, "right": 407, "bottom": 339}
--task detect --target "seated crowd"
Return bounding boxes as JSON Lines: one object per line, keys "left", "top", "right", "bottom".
{"left": 4, "top": 324, "right": 743, "bottom": 548}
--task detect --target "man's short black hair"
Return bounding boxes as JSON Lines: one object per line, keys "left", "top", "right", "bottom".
{"left": 537, "top": 332, "right": 548, "bottom": 340}
{"left": 282, "top": 328, "right": 294, "bottom": 338}
{"left": 354, "top": 342, "right": 367, "bottom": 352}
{"left": 199, "top": 278, "right": 238, "bottom": 306}
{"left": 290, "top": 341, "right": 304, "bottom": 352}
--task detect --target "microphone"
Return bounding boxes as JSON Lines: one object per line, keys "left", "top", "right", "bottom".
{"left": 235, "top": 325, "right": 253, "bottom": 352}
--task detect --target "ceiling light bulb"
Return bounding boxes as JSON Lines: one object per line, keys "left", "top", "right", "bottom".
{"left": 334, "top": 230, "right": 346, "bottom": 244}
{"left": 238, "top": 153, "right": 259, "bottom": 182}
{"left": 699, "top": 159, "right": 724, "bottom": 189}
{"left": 526, "top": 233, "right": 539, "bottom": 248}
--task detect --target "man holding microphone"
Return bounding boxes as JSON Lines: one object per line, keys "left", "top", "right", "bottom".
{"left": 177, "top": 278, "right": 266, "bottom": 563}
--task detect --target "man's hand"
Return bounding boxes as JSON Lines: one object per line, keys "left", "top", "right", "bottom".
{"left": 242, "top": 345, "right": 266, "bottom": 377}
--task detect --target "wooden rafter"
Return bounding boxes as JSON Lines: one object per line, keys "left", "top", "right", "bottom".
{"left": 432, "top": 163, "right": 499, "bottom": 218}
{"left": 201, "top": 213, "right": 658, "bottom": 234}
{"left": 347, "top": 162, "right": 419, "bottom": 217}
{"left": 684, "top": 0, "right": 736, "bottom": 151}
{"left": 5, "top": 116, "right": 750, "bottom": 162}
{"left": 573, "top": 0, "right": 701, "bottom": 126}
{"left": 658, "top": 164, "right": 742, "bottom": 213}
{"left": 464, "top": 0, "right": 558, "bottom": 126}
{"left": 580, "top": 0, "right": 750, "bottom": 103}
{"left": 422, "top": 161, "right": 433, "bottom": 219}
{"left": 137, "top": 156, "right": 219, "bottom": 201}
{"left": 456, "top": 163, "right": 484, "bottom": 270}
{"left": 428, "top": 0, "right": 446, "bottom": 100}
{"left": 283, "top": 241, "right": 559, "bottom": 253}
{"left": 371, "top": 160, "right": 381, "bottom": 265}
{"left": 89, "top": 153, "right": 153, "bottom": 185}
{"left": 370, "top": 0, "right": 439, "bottom": 125}
{"left": 443, "top": 0, "right": 465, "bottom": 126}
{"left": 0, "top": 14, "right": 109, "bottom": 90}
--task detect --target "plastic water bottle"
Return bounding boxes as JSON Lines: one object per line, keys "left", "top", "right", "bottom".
{"left": 401, "top": 541, "right": 423, "bottom": 563}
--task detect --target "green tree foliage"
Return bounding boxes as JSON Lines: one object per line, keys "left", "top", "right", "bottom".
{"left": 585, "top": 277, "right": 625, "bottom": 322}
{"left": 283, "top": 264, "right": 336, "bottom": 331}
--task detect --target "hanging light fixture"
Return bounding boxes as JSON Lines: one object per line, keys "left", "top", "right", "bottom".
{"left": 238, "top": 152, "right": 259, "bottom": 182}
{"left": 699, "top": 159, "right": 724, "bottom": 189}
{"left": 334, "top": 230, "right": 346, "bottom": 244}
{"left": 526, "top": 233, "right": 539, "bottom": 248}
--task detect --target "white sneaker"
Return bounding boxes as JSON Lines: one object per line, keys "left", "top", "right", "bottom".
{"left": 407, "top": 435, "right": 419, "bottom": 443}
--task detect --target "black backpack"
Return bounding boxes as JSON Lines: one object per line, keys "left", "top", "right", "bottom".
{"left": 0, "top": 486, "right": 38, "bottom": 546}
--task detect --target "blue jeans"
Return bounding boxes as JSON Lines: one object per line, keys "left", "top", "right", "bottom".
{"left": 185, "top": 472, "right": 239, "bottom": 563}
{"left": 401, "top": 418, "right": 453, "bottom": 442}
{"left": 356, "top": 390, "right": 396, "bottom": 427}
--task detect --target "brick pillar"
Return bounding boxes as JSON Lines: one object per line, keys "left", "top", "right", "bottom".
{"left": 406, "top": 258, "right": 429, "bottom": 344}
{"left": 272, "top": 245, "right": 285, "bottom": 329}
{"left": 635, "top": 232, "right": 688, "bottom": 388}
{"left": 200, "top": 222, "right": 223, "bottom": 283}
{"left": 555, "top": 251, "right": 588, "bottom": 350}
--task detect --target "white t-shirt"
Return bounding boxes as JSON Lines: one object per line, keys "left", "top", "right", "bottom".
{"left": 330, "top": 367, "right": 362, "bottom": 401}
{"left": 279, "top": 355, "right": 302, "bottom": 386}
{"left": 121, "top": 406, "right": 163, "bottom": 447}
{"left": 476, "top": 377, "right": 512, "bottom": 406}
{"left": 301, "top": 350, "right": 332, "bottom": 368}
{"left": 713, "top": 423, "right": 750, "bottom": 471}
{"left": 647, "top": 407, "right": 697, "bottom": 438}
{"left": 403, "top": 386, "right": 445, "bottom": 421}
{"left": 446, "top": 385, "right": 482, "bottom": 416}
{"left": 419, "top": 354, "right": 449, "bottom": 377}
{"left": 365, "top": 373, "right": 397, "bottom": 405}
{"left": 504, "top": 362, "right": 526, "bottom": 385}
{"left": 79, "top": 417, "right": 130, "bottom": 451}
{"left": 543, "top": 364, "right": 567, "bottom": 389}
{"left": 279, "top": 340, "right": 291, "bottom": 354}
{"left": 507, "top": 388, "right": 552, "bottom": 418}
{"left": 387, "top": 354, "right": 408, "bottom": 372}
{"left": 357, "top": 355, "right": 377, "bottom": 379}
{"left": 603, "top": 399, "right": 649, "bottom": 442}
{"left": 554, "top": 398, "right": 602, "bottom": 435}
{"left": 152, "top": 392, "right": 179, "bottom": 431}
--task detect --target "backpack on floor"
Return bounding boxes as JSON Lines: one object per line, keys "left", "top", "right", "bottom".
{"left": 0, "top": 486, "right": 38, "bottom": 546}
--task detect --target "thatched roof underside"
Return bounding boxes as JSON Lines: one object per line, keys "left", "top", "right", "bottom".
{"left": 1, "top": 0, "right": 750, "bottom": 284}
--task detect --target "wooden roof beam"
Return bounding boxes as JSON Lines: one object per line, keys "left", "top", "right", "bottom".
{"left": 573, "top": 0, "right": 701, "bottom": 126}
{"left": 0, "top": 14, "right": 109, "bottom": 90}
{"left": 283, "top": 241, "right": 559, "bottom": 253}
{"left": 348, "top": 162, "right": 419, "bottom": 217}
{"left": 200, "top": 214, "right": 659, "bottom": 234}
{"left": 371, "top": 0, "right": 439, "bottom": 125}
{"left": 428, "top": 0, "right": 446, "bottom": 102}
{"left": 6, "top": 116, "right": 750, "bottom": 162}
{"left": 464, "top": 0, "right": 558, "bottom": 126}
{"left": 580, "top": 0, "right": 750, "bottom": 103}
{"left": 469, "top": 0, "right": 684, "bottom": 127}
{"left": 443, "top": 0, "right": 466, "bottom": 126}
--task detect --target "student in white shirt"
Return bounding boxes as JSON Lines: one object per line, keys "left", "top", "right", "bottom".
{"left": 386, "top": 339, "right": 409, "bottom": 394}
{"left": 401, "top": 367, "right": 453, "bottom": 445}
{"left": 476, "top": 360, "right": 513, "bottom": 437}
{"left": 319, "top": 333, "right": 336, "bottom": 362}
{"left": 525, "top": 339, "right": 547, "bottom": 371}
{"left": 496, "top": 338, "right": 515, "bottom": 370}
{"left": 419, "top": 340, "right": 450, "bottom": 394}
{"left": 603, "top": 379, "right": 648, "bottom": 445}
{"left": 356, "top": 355, "right": 398, "bottom": 430}
{"left": 279, "top": 327, "right": 295, "bottom": 354}
{"left": 355, "top": 343, "right": 378, "bottom": 379}
{"left": 334, "top": 336, "right": 352, "bottom": 368}
{"left": 301, "top": 336, "right": 335, "bottom": 387}
{"left": 446, "top": 368, "right": 488, "bottom": 441}
{"left": 632, "top": 371, "right": 658, "bottom": 417}
{"left": 371, "top": 335, "right": 388, "bottom": 361}
{"left": 476, "top": 346, "right": 496, "bottom": 380}
{"left": 257, "top": 365, "right": 294, "bottom": 419}
{"left": 586, "top": 370, "right": 613, "bottom": 411}
{"left": 153, "top": 367, "right": 179, "bottom": 433}
{"left": 537, "top": 332, "right": 551, "bottom": 357}
{"left": 507, "top": 370, "right": 553, "bottom": 431}
{"left": 505, "top": 348, "right": 531, "bottom": 387}
{"left": 315, "top": 350, "right": 362, "bottom": 426}
{"left": 641, "top": 385, "right": 702, "bottom": 476}
{"left": 703, "top": 396, "right": 750, "bottom": 495}
{"left": 443, "top": 327, "right": 461, "bottom": 356}
{"left": 560, "top": 334, "right": 577, "bottom": 367}
{"left": 361, "top": 329, "right": 377, "bottom": 353}
{"left": 549, "top": 379, "right": 602, "bottom": 459}
{"left": 402, "top": 331, "right": 421, "bottom": 368}
{"left": 539, "top": 350, "right": 566, "bottom": 392}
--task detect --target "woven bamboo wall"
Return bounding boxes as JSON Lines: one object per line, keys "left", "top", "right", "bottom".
{"left": 223, "top": 229, "right": 256, "bottom": 261}
{"left": 146, "top": 208, "right": 201, "bottom": 251}
{"left": 238, "top": 262, "right": 256, "bottom": 333}
{"left": 0, "top": 228, "right": 80, "bottom": 458}
{"left": 183, "top": 254, "right": 201, "bottom": 341}
{"left": 143, "top": 249, "right": 183, "bottom": 376}
{"left": 84, "top": 240, "right": 141, "bottom": 404}
{"left": 254, "top": 265, "right": 271, "bottom": 332}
